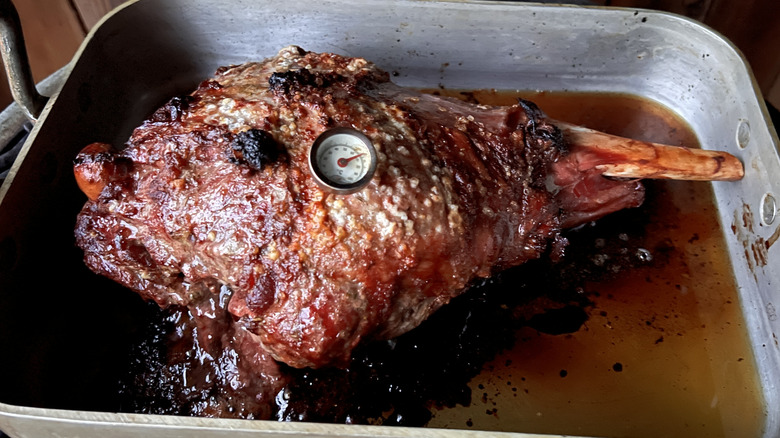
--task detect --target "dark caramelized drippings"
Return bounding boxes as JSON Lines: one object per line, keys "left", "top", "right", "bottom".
{"left": 120, "top": 247, "right": 599, "bottom": 425}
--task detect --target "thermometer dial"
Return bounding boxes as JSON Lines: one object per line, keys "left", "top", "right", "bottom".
{"left": 309, "top": 128, "right": 377, "bottom": 194}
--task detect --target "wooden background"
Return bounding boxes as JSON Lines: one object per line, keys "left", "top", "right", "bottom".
{"left": 1, "top": 0, "right": 779, "bottom": 110}
{"left": 0, "top": 0, "right": 124, "bottom": 107}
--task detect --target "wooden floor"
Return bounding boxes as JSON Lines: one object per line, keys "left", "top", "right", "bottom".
{"left": 1, "top": 0, "right": 778, "bottom": 109}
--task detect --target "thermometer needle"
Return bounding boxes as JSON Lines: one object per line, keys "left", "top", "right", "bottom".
{"left": 337, "top": 154, "right": 365, "bottom": 168}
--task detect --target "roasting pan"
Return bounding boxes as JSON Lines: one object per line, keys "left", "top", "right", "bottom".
{"left": 0, "top": 0, "right": 778, "bottom": 437}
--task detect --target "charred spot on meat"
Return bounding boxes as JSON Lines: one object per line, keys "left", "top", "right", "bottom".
{"left": 73, "top": 45, "right": 743, "bottom": 377}
{"left": 268, "top": 69, "right": 336, "bottom": 96}
{"left": 150, "top": 95, "right": 193, "bottom": 123}
{"left": 515, "top": 99, "right": 564, "bottom": 187}
{"left": 228, "top": 128, "right": 283, "bottom": 170}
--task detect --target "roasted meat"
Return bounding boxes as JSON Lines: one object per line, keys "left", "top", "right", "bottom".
{"left": 74, "top": 46, "right": 742, "bottom": 369}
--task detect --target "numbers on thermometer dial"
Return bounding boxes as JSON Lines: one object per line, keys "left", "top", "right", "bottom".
{"left": 309, "top": 128, "right": 377, "bottom": 194}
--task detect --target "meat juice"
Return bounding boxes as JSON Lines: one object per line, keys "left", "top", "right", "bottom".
{"left": 424, "top": 90, "right": 764, "bottom": 438}
{"left": 120, "top": 91, "right": 764, "bottom": 438}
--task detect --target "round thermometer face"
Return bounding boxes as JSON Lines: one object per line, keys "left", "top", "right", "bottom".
{"left": 309, "top": 128, "right": 377, "bottom": 194}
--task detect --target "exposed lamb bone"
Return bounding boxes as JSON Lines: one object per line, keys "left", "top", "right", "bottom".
{"left": 557, "top": 120, "right": 744, "bottom": 181}
{"left": 546, "top": 121, "right": 743, "bottom": 229}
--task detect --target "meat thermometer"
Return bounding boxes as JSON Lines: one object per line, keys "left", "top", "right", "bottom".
{"left": 309, "top": 127, "right": 378, "bottom": 194}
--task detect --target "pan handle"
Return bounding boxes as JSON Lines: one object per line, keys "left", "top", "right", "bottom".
{"left": 0, "top": 0, "right": 47, "bottom": 122}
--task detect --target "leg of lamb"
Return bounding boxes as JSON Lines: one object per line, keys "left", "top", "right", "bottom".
{"left": 73, "top": 46, "right": 742, "bottom": 369}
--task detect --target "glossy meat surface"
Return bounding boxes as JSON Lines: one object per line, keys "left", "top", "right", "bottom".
{"left": 74, "top": 46, "right": 642, "bottom": 368}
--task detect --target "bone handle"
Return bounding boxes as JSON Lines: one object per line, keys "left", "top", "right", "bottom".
{"left": 556, "top": 121, "right": 744, "bottom": 181}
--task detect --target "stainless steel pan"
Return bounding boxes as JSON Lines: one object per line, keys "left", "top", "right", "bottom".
{"left": 0, "top": 0, "right": 778, "bottom": 437}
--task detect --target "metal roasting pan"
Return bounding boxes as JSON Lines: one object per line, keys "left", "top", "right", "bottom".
{"left": 0, "top": 0, "right": 778, "bottom": 437}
